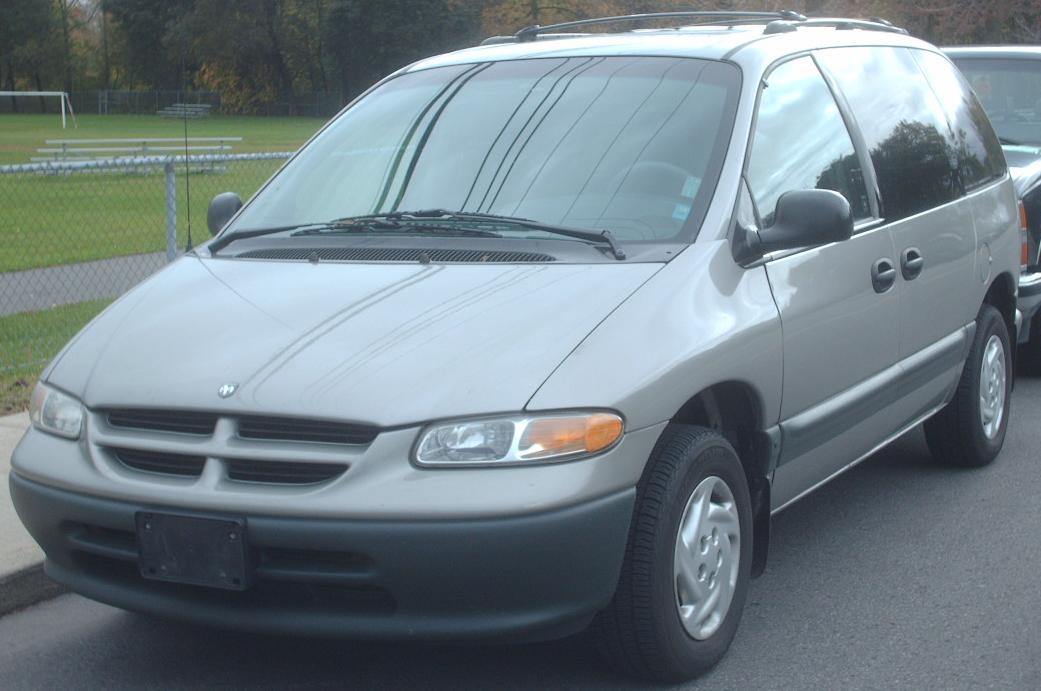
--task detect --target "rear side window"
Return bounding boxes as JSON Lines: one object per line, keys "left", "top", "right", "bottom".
{"left": 746, "top": 56, "right": 871, "bottom": 226}
{"left": 912, "top": 50, "right": 1006, "bottom": 190}
{"left": 818, "top": 47, "right": 960, "bottom": 222}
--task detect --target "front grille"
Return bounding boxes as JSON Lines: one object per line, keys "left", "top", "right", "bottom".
{"left": 238, "top": 416, "right": 377, "bottom": 445}
{"left": 109, "top": 446, "right": 347, "bottom": 485}
{"left": 236, "top": 247, "right": 556, "bottom": 263}
{"left": 227, "top": 459, "right": 348, "bottom": 485}
{"left": 111, "top": 448, "right": 206, "bottom": 477}
{"left": 106, "top": 409, "right": 218, "bottom": 436}
{"left": 63, "top": 522, "right": 138, "bottom": 561}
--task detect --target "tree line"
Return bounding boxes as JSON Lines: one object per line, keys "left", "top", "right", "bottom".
{"left": 2, "top": 0, "right": 1039, "bottom": 114}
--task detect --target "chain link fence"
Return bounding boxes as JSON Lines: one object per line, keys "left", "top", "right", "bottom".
{"left": 0, "top": 152, "right": 291, "bottom": 411}
{"left": 0, "top": 90, "right": 346, "bottom": 118}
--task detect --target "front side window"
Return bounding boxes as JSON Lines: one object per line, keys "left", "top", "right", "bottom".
{"left": 229, "top": 57, "right": 740, "bottom": 244}
{"left": 817, "top": 47, "right": 960, "bottom": 222}
{"left": 746, "top": 56, "right": 871, "bottom": 227}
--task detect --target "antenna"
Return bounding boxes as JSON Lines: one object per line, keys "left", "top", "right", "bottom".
{"left": 180, "top": 51, "right": 194, "bottom": 252}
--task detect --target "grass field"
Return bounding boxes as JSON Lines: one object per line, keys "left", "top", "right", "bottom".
{"left": 2, "top": 159, "right": 282, "bottom": 272}
{"left": 1, "top": 114, "right": 325, "bottom": 273}
{"left": 0, "top": 114, "right": 326, "bottom": 411}
{"left": 0, "top": 298, "right": 113, "bottom": 413}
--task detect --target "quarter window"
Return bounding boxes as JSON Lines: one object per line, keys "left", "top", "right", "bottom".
{"left": 912, "top": 50, "right": 1006, "bottom": 190}
{"left": 818, "top": 47, "right": 960, "bottom": 221}
{"left": 746, "top": 57, "right": 871, "bottom": 227}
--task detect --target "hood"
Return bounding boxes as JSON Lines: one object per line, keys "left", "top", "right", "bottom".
{"left": 48, "top": 256, "right": 660, "bottom": 427}
{"left": 1004, "top": 144, "right": 1041, "bottom": 197}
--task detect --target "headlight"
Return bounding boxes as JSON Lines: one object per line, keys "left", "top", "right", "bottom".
{"left": 29, "top": 382, "right": 84, "bottom": 440}
{"left": 414, "top": 411, "right": 624, "bottom": 467}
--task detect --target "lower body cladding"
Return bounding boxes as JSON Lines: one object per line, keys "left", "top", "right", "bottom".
{"left": 10, "top": 472, "right": 635, "bottom": 641}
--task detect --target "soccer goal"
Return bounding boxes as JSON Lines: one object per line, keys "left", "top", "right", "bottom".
{"left": 0, "top": 91, "right": 78, "bottom": 128}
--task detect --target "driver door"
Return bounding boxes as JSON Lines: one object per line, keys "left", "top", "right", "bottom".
{"left": 746, "top": 56, "right": 901, "bottom": 510}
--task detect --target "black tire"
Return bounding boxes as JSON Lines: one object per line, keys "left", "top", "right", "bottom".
{"left": 925, "top": 304, "right": 1012, "bottom": 467}
{"left": 592, "top": 425, "right": 753, "bottom": 682}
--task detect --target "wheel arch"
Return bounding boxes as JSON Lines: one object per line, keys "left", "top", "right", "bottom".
{"left": 983, "top": 271, "right": 1016, "bottom": 339}
{"left": 667, "top": 381, "right": 775, "bottom": 577}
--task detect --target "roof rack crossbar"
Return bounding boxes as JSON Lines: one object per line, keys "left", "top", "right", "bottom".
{"left": 514, "top": 10, "right": 807, "bottom": 42}
{"left": 763, "top": 17, "right": 908, "bottom": 35}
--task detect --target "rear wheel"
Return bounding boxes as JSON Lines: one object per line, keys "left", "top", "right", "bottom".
{"left": 592, "top": 425, "right": 752, "bottom": 682}
{"left": 925, "top": 304, "right": 1011, "bottom": 467}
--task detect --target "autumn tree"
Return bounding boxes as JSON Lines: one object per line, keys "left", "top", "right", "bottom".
{"left": 2, "top": 0, "right": 1039, "bottom": 113}
{"left": 325, "top": 0, "right": 483, "bottom": 98}
{"left": 0, "top": 0, "right": 54, "bottom": 106}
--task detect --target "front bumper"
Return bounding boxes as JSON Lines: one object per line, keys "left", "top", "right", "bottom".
{"left": 11, "top": 472, "right": 635, "bottom": 641}
{"left": 1018, "top": 270, "right": 1041, "bottom": 344}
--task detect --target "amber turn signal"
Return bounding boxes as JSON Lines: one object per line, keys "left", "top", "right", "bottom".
{"left": 519, "top": 413, "right": 624, "bottom": 460}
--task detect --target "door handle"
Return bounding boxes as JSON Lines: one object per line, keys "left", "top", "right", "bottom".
{"left": 871, "top": 258, "right": 897, "bottom": 293}
{"left": 901, "top": 247, "right": 925, "bottom": 280}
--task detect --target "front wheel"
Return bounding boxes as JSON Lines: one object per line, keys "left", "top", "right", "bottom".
{"left": 592, "top": 425, "right": 752, "bottom": 682}
{"left": 925, "top": 304, "right": 1012, "bottom": 467}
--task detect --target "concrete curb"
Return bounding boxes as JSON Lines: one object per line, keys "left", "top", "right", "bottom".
{"left": 0, "top": 564, "right": 65, "bottom": 616}
{"left": 2, "top": 412, "right": 63, "bottom": 616}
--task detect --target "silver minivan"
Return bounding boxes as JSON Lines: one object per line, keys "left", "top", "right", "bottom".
{"left": 11, "top": 11, "right": 1021, "bottom": 682}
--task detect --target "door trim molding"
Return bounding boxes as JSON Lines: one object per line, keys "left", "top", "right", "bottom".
{"left": 776, "top": 321, "right": 974, "bottom": 467}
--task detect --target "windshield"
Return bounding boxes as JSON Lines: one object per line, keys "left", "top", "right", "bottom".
{"left": 228, "top": 57, "right": 740, "bottom": 243}
{"left": 952, "top": 57, "right": 1041, "bottom": 147}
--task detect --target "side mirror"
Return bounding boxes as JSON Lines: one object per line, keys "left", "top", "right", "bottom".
{"left": 756, "top": 189, "right": 854, "bottom": 255}
{"left": 207, "top": 192, "right": 243, "bottom": 236}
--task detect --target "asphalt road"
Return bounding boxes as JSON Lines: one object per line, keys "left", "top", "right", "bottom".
{"left": 4, "top": 377, "right": 1041, "bottom": 690}
{"left": 0, "top": 252, "right": 166, "bottom": 316}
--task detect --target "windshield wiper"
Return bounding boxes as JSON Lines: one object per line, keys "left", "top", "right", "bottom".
{"left": 209, "top": 210, "right": 627, "bottom": 260}
{"left": 999, "top": 136, "right": 1023, "bottom": 146}
{"left": 208, "top": 217, "right": 498, "bottom": 255}
{"left": 208, "top": 222, "right": 333, "bottom": 254}
{"left": 356, "top": 209, "right": 628, "bottom": 260}
{"left": 292, "top": 219, "right": 502, "bottom": 239}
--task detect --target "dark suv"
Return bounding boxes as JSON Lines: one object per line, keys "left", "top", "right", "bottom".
{"left": 945, "top": 46, "right": 1041, "bottom": 362}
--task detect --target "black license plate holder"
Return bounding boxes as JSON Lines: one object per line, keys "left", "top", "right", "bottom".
{"left": 136, "top": 512, "right": 250, "bottom": 590}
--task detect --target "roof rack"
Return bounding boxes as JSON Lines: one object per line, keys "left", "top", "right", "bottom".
{"left": 487, "top": 10, "right": 907, "bottom": 45}
{"left": 513, "top": 10, "right": 807, "bottom": 42}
